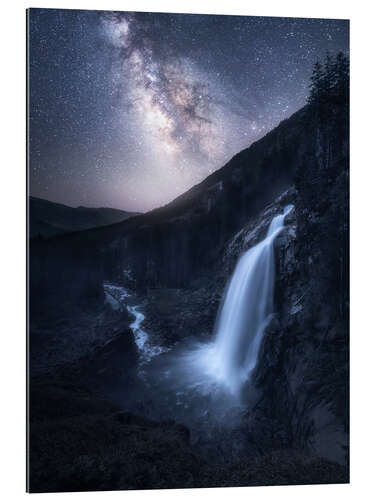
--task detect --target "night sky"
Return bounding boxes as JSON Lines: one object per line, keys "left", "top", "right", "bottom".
{"left": 28, "top": 9, "right": 349, "bottom": 212}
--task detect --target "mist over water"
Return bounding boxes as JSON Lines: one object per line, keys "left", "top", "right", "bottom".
{"left": 139, "top": 205, "right": 294, "bottom": 429}
{"left": 171, "top": 205, "right": 294, "bottom": 400}
{"left": 106, "top": 206, "right": 293, "bottom": 422}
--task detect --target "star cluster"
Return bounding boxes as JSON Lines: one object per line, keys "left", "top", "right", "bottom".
{"left": 28, "top": 9, "right": 349, "bottom": 211}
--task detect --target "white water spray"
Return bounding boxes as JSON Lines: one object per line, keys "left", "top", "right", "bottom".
{"left": 189, "top": 205, "right": 294, "bottom": 396}
{"left": 105, "top": 206, "right": 293, "bottom": 406}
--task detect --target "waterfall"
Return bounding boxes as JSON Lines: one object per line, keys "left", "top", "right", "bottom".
{"left": 137, "top": 205, "right": 293, "bottom": 407}
{"left": 202, "top": 205, "right": 294, "bottom": 395}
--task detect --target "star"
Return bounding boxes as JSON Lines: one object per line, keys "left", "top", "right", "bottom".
{"left": 28, "top": 8, "right": 349, "bottom": 212}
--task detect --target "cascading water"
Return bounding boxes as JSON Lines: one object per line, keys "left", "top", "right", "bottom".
{"left": 187, "top": 204, "right": 294, "bottom": 397}
{"left": 137, "top": 205, "right": 294, "bottom": 418}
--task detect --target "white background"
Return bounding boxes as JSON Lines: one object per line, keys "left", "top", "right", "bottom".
{"left": 0, "top": 0, "right": 374, "bottom": 498}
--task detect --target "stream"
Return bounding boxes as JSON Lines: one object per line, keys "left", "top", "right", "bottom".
{"left": 103, "top": 283, "right": 168, "bottom": 364}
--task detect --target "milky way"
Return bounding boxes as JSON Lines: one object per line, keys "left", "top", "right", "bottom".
{"left": 28, "top": 9, "right": 349, "bottom": 211}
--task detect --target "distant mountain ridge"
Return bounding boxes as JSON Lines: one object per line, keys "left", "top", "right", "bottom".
{"left": 29, "top": 196, "right": 139, "bottom": 238}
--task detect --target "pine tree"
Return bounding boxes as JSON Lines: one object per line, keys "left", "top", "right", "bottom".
{"left": 332, "top": 52, "right": 349, "bottom": 105}
{"left": 308, "top": 60, "right": 324, "bottom": 105}
{"left": 308, "top": 52, "right": 349, "bottom": 111}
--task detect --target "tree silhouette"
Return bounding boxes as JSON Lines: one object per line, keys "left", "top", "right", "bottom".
{"left": 308, "top": 51, "right": 349, "bottom": 109}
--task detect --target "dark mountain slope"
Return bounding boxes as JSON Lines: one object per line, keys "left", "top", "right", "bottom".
{"left": 30, "top": 106, "right": 308, "bottom": 310}
{"left": 29, "top": 196, "right": 139, "bottom": 238}
{"left": 35, "top": 105, "right": 307, "bottom": 245}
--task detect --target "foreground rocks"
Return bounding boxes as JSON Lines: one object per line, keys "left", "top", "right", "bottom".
{"left": 29, "top": 406, "right": 347, "bottom": 492}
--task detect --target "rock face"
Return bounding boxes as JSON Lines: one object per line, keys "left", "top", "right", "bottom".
{"left": 218, "top": 180, "right": 348, "bottom": 466}
{"left": 213, "top": 93, "right": 349, "bottom": 466}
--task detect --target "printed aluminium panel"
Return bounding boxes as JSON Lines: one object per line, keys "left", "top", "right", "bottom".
{"left": 27, "top": 7, "right": 350, "bottom": 492}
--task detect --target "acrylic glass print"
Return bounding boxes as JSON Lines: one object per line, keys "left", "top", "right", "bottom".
{"left": 27, "top": 8, "right": 349, "bottom": 492}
